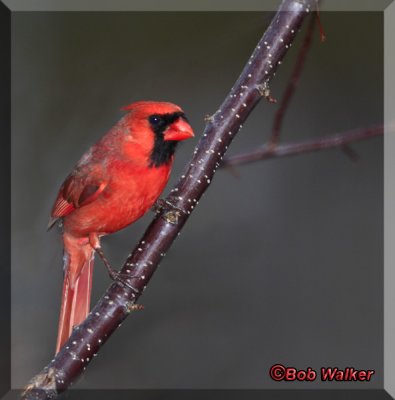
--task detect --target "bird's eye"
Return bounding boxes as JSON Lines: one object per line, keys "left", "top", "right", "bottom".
{"left": 149, "top": 115, "right": 164, "bottom": 126}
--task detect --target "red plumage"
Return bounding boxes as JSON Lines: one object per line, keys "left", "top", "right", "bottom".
{"left": 49, "top": 101, "right": 194, "bottom": 353}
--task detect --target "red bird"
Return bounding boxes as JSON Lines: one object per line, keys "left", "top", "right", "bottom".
{"left": 48, "top": 101, "right": 194, "bottom": 353}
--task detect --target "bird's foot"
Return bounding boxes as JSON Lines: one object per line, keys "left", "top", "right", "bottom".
{"left": 153, "top": 198, "right": 185, "bottom": 225}
{"left": 93, "top": 245, "right": 139, "bottom": 292}
{"left": 109, "top": 270, "right": 140, "bottom": 293}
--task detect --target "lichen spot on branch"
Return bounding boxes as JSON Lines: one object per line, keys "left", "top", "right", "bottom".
{"left": 23, "top": 367, "right": 58, "bottom": 397}
{"left": 256, "top": 82, "right": 277, "bottom": 103}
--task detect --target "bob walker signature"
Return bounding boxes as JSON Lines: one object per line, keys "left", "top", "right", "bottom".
{"left": 269, "top": 364, "right": 375, "bottom": 382}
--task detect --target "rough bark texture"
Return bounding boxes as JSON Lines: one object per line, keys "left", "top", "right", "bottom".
{"left": 22, "top": 1, "right": 315, "bottom": 398}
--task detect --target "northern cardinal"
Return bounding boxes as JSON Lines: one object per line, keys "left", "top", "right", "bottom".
{"left": 48, "top": 101, "right": 194, "bottom": 353}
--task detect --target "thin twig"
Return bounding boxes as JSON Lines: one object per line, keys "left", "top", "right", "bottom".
{"left": 269, "top": 14, "right": 316, "bottom": 146}
{"left": 22, "top": 2, "right": 315, "bottom": 399}
{"left": 221, "top": 124, "right": 384, "bottom": 168}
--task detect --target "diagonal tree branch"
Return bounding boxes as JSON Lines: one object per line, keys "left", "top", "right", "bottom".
{"left": 22, "top": 1, "right": 315, "bottom": 399}
{"left": 221, "top": 124, "right": 384, "bottom": 168}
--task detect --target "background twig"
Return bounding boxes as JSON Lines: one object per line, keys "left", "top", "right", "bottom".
{"left": 270, "top": 14, "right": 316, "bottom": 146}
{"left": 221, "top": 124, "right": 384, "bottom": 168}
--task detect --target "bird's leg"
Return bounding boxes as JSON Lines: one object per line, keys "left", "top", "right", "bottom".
{"left": 153, "top": 198, "right": 186, "bottom": 225}
{"left": 88, "top": 233, "right": 139, "bottom": 293}
{"left": 94, "top": 246, "right": 120, "bottom": 281}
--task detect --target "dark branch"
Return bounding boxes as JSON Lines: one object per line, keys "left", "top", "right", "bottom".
{"left": 221, "top": 124, "right": 384, "bottom": 168}
{"left": 22, "top": 1, "right": 315, "bottom": 399}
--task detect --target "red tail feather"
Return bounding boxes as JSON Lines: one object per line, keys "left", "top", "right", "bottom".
{"left": 56, "top": 235, "right": 94, "bottom": 353}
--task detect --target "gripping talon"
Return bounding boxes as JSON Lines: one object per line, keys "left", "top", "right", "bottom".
{"left": 111, "top": 271, "right": 139, "bottom": 293}
{"left": 93, "top": 245, "right": 139, "bottom": 292}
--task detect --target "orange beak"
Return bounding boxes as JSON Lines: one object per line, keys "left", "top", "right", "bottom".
{"left": 164, "top": 118, "right": 194, "bottom": 142}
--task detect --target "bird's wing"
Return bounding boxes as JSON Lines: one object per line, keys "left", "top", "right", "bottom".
{"left": 48, "top": 165, "right": 108, "bottom": 229}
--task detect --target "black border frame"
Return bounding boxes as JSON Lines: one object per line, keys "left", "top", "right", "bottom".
{"left": 0, "top": 1, "right": 11, "bottom": 398}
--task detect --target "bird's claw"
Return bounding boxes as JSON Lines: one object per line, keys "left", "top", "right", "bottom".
{"left": 109, "top": 270, "right": 139, "bottom": 293}
{"left": 93, "top": 246, "right": 139, "bottom": 292}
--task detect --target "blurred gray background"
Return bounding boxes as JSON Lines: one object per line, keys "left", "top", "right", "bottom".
{"left": 11, "top": 12, "right": 383, "bottom": 389}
